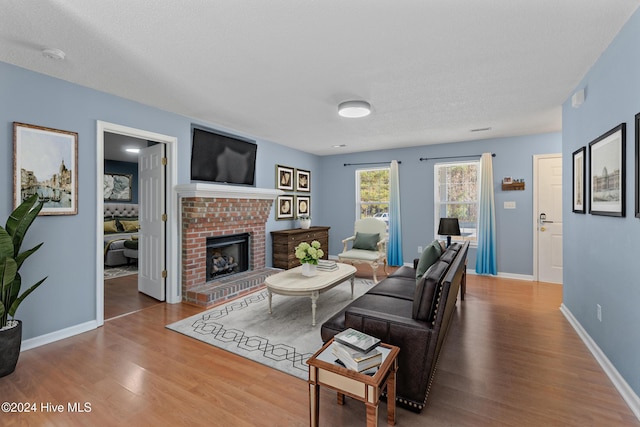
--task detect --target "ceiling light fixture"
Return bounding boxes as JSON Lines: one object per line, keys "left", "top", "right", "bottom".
{"left": 332, "top": 144, "right": 347, "bottom": 148}
{"left": 42, "top": 48, "right": 66, "bottom": 61}
{"left": 125, "top": 148, "right": 140, "bottom": 154}
{"left": 470, "top": 127, "right": 492, "bottom": 132}
{"left": 338, "top": 100, "right": 371, "bottom": 118}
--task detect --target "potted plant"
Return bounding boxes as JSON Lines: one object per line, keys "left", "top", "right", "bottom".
{"left": 0, "top": 194, "right": 47, "bottom": 377}
{"left": 294, "top": 240, "right": 324, "bottom": 277}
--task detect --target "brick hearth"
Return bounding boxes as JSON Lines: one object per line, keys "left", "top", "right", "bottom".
{"left": 177, "top": 183, "right": 282, "bottom": 307}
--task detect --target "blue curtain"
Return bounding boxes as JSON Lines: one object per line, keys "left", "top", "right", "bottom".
{"left": 388, "top": 160, "right": 403, "bottom": 266}
{"left": 476, "top": 153, "right": 497, "bottom": 274}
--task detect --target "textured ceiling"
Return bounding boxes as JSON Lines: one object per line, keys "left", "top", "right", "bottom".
{"left": 1, "top": 1, "right": 639, "bottom": 155}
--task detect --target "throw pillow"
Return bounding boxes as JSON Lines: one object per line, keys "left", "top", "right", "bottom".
{"left": 415, "top": 240, "right": 442, "bottom": 279}
{"left": 120, "top": 219, "right": 140, "bottom": 232}
{"left": 352, "top": 232, "right": 380, "bottom": 251}
{"left": 104, "top": 220, "right": 118, "bottom": 234}
{"left": 412, "top": 260, "right": 449, "bottom": 321}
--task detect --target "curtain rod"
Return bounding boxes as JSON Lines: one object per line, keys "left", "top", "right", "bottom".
{"left": 419, "top": 153, "right": 495, "bottom": 161}
{"left": 343, "top": 161, "right": 401, "bottom": 166}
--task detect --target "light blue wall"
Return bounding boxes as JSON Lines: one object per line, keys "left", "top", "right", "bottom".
{"left": 1, "top": 61, "right": 317, "bottom": 340}
{"left": 316, "top": 133, "right": 561, "bottom": 273}
{"left": 562, "top": 8, "right": 640, "bottom": 395}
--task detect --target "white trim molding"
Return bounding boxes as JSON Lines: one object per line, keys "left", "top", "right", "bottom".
{"left": 466, "top": 269, "right": 534, "bottom": 281}
{"left": 560, "top": 303, "right": 640, "bottom": 421}
{"left": 21, "top": 321, "right": 98, "bottom": 352}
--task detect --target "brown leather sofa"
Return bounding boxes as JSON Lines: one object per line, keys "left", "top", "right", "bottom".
{"left": 321, "top": 241, "right": 469, "bottom": 411}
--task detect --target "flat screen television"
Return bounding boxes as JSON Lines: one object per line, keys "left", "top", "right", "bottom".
{"left": 190, "top": 126, "right": 257, "bottom": 186}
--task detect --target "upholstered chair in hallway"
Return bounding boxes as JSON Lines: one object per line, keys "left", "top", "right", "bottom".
{"left": 338, "top": 217, "right": 387, "bottom": 283}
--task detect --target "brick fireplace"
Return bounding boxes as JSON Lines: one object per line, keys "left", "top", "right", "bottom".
{"left": 176, "top": 183, "right": 282, "bottom": 307}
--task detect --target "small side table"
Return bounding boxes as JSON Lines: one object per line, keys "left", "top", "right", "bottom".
{"left": 307, "top": 338, "right": 400, "bottom": 427}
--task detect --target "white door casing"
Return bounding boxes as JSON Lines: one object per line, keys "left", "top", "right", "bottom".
{"left": 138, "top": 144, "right": 166, "bottom": 300}
{"left": 96, "top": 121, "right": 179, "bottom": 327}
{"left": 534, "top": 154, "right": 563, "bottom": 284}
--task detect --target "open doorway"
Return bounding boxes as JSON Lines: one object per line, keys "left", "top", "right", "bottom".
{"left": 96, "top": 121, "right": 180, "bottom": 327}
{"left": 103, "top": 132, "right": 163, "bottom": 319}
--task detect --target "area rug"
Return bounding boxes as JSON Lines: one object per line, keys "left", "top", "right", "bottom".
{"left": 104, "top": 264, "right": 138, "bottom": 280}
{"left": 166, "top": 278, "right": 373, "bottom": 380}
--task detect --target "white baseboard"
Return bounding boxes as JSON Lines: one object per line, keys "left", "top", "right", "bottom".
{"left": 560, "top": 303, "right": 640, "bottom": 421}
{"left": 465, "top": 269, "right": 534, "bottom": 281}
{"left": 21, "top": 320, "right": 99, "bottom": 352}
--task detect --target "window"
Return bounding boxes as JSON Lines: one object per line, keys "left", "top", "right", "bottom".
{"left": 356, "top": 168, "right": 389, "bottom": 220}
{"left": 434, "top": 161, "right": 479, "bottom": 244}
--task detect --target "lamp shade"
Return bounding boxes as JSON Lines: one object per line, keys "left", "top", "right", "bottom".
{"left": 438, "top": 218, "right": 461, "bottom": 236}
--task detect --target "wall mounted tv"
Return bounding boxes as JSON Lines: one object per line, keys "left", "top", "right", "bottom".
{"left": 190, "top": 126, "right": 257, "bottom": 186}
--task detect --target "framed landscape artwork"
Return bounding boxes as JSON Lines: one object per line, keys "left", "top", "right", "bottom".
{"left": 296, "top": 168, "right": 310, "bottom": 192}
{"left": 635, "top": 113, "right": 640, "bottom": 218}
{"left": 104, "top": 173, "right": 133, "bottom": 201}
{"left": 572, "top": 147, "right": 586, "bottom": 213}
{"left": 296, "top": 195, "right": 310, "bottom": 218}
{"left": 589, "top": 123, "right": 625, "bottom": 217}
{"left": 276, "top": 165, "right": 294, "bottom": 191}
{"left": 13, "top": 122, "right": 78, "bottom": 215}
{"left": 276, "top": 195, "right": 294, "bottom": 220}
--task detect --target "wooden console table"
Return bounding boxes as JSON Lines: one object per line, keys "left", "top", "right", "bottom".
{"left": 271, "top": 226, "right": 330, "bottom": 269}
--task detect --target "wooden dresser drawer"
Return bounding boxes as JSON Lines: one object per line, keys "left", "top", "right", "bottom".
{"left": 271, "top": 226, "right": 330, "bottom": 270}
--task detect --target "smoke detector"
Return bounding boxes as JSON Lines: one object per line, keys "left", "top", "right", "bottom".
{"left": 42, "top": 48, "right": 66, "bottom": 61}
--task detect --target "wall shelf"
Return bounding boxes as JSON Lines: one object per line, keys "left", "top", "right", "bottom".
{"left": 502, "top": 182, "right": 525, "bottom": 191}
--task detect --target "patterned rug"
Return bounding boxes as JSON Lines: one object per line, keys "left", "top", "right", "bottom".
{"left": 166, "top": 278, "right": 373, "bottom": 380}
{"left": 104, "top": 264, "right": 138, "bottom": 280}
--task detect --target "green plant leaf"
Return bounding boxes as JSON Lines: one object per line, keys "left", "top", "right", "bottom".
{"left": 0, "top": 257, "right": 17, "bottom": 327}
{"left": 8, "top": 276, "right": 47, "bottom": 317}
{"left": 0, "top": 227, "right": 13, "bottom": 260}
{"left": 6, "top": 194, "right": 42, "bottom": 257}
{"left": 15, "top": 243, "right": 44, "bottom": 270}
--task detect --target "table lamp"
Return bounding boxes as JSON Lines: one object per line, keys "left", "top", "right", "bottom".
{"left": 438, "top": 218, "right": 461, "bottom": 247}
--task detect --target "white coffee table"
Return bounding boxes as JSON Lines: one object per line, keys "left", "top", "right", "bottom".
{"left": 265, "top": 263, "right": 357, "bottom": 326}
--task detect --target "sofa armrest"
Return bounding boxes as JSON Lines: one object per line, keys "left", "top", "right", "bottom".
{"left": 342, "top": 235, "right": 355, "bottom": 252}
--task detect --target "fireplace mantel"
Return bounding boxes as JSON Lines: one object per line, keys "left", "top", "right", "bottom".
{"left": 175, "top": 183, "right": 283, "bottom": 200}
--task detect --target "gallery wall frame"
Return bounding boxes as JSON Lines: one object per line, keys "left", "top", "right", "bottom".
{"left": 589, "top": 123, "right": 625, "bottom": 217}
{"left": 104, "top": 173, "right": 133, "bottom": 201}
{"left": 635, "top": 113, "right": 640, "bottom": 218}
{"left": 572, "top": 146, "right": 586, "bottom": 213}
{"left": 296, "top": 195, "right": 310, "bottom": 218}
{"left": 276, "top": 164, "right": 294, "bottom": 191}
{"left": 13, "top": 122, "right": 78, "bottom": 215}
{"left": 276, "top": 195, "right": 294, "bottom": 220}
{"left": 296, "top": 168, "right": 310, "bottom": 192}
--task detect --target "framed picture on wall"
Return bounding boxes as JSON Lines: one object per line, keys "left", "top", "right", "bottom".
{"left": 589, "top": 123, "right": 625, "bottom": 217}
{"left": 276, "top": 165, "right": 294, "bottom": 191}
{"left": 13, "top": 122, "right": 78, "bottom": 215}
{"left": 296, "top": 168, "right": 310, "bottom": 192}
{"left": 635, "top": 113, "right": 640, "bottom": 218}
{"left": 572, "top": 147, "right": 586, "bottom": 213}
{"left": 276, "top": 195, "right": 294, "bottom": 220}
{"left": 104, "top": 173, "right": 133, "bottom": 201}
{"left": 296, "top": 195, "right": 310, "bottom": 218}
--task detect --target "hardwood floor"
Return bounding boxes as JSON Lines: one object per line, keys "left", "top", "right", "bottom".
{"left": 104, "top": 273, "right": 163, "bottom": 320}
{"left": 1, "top": 275, "right": 637, "bottom": 426}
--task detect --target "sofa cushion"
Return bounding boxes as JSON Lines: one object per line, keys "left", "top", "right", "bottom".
{"left": 388, "top": 265, "right": 416, "bottom": 280}
{"left": 440, "top": 248, "right": 458, "bottom": 264}
{"left": 415, "top": 240, "right": 442, "bottom": 279}
{"left": 367, "top": 276, "right": 415, "bottom": 301}
{"left": 412, "top": 260, "right": 449, "bottom": 321}
{"left": 119, "top": 219, "right": 140, "bottom": 232}
{"left": 352, "top": 232, "right": 380, "bottom": 251}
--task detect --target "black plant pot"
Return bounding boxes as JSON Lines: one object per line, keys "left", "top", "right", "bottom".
{"left": 0, "top": 320, "right": 22, "bottom": 377}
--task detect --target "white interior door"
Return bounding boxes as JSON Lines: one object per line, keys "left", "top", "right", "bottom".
{"left": 536, "top": 155, "right": 563, "bottom": 284}
{"left": 139, "top": 143, "right": 165, "bottom": 300}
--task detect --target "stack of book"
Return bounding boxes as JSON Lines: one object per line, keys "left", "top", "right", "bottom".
{"left": 317, "top": 259, "right": 338, "bottom": 271}
{"left": 332, "top": 328, "right": 382, "bottom": 372}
